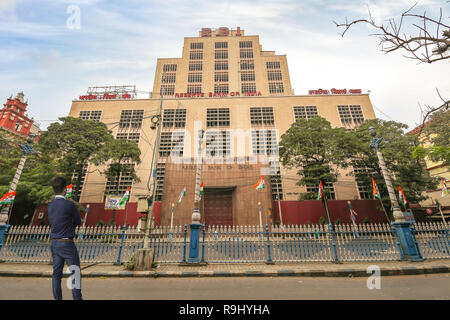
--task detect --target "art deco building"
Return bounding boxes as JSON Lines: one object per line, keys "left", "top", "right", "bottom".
{"left": 64, "top": 27, "right": 381, "bottom": 227}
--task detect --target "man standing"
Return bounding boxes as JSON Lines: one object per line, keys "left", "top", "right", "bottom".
{"left": 48, "top": 177, "right": 83, "bottom": 300}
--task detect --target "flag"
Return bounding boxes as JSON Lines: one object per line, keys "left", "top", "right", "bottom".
{"left": 442, "top": 180, "right": 449, "bottom": 198}
{"left": 118, "top": 187, "right": 131, "bottom": 207}
{"left": 317, "top": 181, "right": 323, "bottom": 200}
{"left": 65, "top": 184, "right": 73, "bottom": 199}
{"left": 200, "top": 182, "right": 204, "bottom": 195}
{"left": 372, "top": 178, "right": 381, "bottom": 199}
{"left": 0, "top": 191, "right": 16, "bottom": 205}
{"left": 254, "top": 177, "right": 265, "bottom": 190}
{"left": 177, "top": 187, "right": 186, "bottom": 204}
{"left": 398, "top": 186, "right": 407, "bottom": 207}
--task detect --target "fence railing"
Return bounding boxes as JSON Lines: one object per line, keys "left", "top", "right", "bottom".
{"left": 414, "top": 222, "right": 450, "bottom": 259}
{"left": 0, "top": 222, "right": 448, "bottom": 264}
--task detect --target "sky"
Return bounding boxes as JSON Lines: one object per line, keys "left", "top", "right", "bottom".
{"left": 0, "top": 0, "right": 448, "bottom": 131}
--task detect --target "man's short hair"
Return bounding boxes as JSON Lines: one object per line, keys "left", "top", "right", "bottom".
{"left": 52, "top": 177, "right": 67, "bottom": 194}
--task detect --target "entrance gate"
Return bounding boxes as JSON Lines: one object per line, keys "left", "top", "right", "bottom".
{"left": 204, "top": 188, "right": 233, "bottom": 226}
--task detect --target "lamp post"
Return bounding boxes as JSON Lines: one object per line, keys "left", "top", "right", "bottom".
{"left": 369, "top": 126, "right": 423, "bottom": 261}
{"left": 187, "top": 129, "right": 205, "bottom": 264}
{"left": 0, "top": 133, "right": 36, "bottom": 226}
{"left": 83, "top": 204, "right": 90, "bottom": 227}
{"left": 369, "top": 126, "right": 404, "bottom": 222}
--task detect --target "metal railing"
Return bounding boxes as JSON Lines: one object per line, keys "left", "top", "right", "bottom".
{"left": 2, "top": 222, "right": 448, "bottom": 264}
{"left": 414, "top": 222, "right": 450, "bottom": 259}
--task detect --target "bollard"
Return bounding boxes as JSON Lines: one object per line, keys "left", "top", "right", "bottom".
{"left": 115, "top": 224, "right": 127, "bottom": 265}
{"left": 265, "top": 224, "right": 274, "bottom": 265}
{"left": 201, "top": 224, "right": 206, "bottom": 263}
{"left": 329, "top": 223, "right": 339, "bottom": 263}
{"left": 182, "top": 224, "right": 187, "bottom": 263}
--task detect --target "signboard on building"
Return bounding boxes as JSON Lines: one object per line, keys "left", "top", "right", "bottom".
{"left": 174, "top": 91, "right": 262, "bottom": 98}
{"left": 104, "top": 195, "right": 126, "bottom": 210}
{"left": 308, "top": 88, "right": 362, "bottom": 95}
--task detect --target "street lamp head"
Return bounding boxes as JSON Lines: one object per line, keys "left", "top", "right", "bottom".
{"left": 27, "top": 133, "right": 36, "bottom": 144}
{"left": 368, "top": 126, "right": 376, "bottom": 138}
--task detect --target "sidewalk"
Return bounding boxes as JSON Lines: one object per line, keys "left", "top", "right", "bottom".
{"left": 0, "top": 259, "right": 449, "bottom": 278}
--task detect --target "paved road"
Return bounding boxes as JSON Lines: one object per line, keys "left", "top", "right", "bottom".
{"left": 0, "top": 274, "right": 449, "bottom": 300}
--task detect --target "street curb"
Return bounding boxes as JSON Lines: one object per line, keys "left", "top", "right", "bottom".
{"left": 1, "top": 265, "right": 450, "bottom": 278}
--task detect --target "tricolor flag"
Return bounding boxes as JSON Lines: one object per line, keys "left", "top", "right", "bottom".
{"left": 398, "top": 186, "right": 407, "bottom": 208}
{"left": 118, "top": 187, "right": 131, "bottom": 207}
{"left": 65, "top": 184, "right": 73, "bottom": 199}
{"left": 200, "top": 182, "right": 204, "bottom": 195}
{"left": 177, "top": 187, "right": 186, "bottom": 204}
{"left": 372, "top": 178, "right": 381, "bottom": 199}
{"left": 442, "top": 180, "right": 448, "bottom": 198}
{"left": 254, "top": 177, "right": 265, "bottom": 190}
{"left": 317, "top": 181, "right": 323, "bottom": 200}
{"left": 0, "top": 191, "right": 16, "bottom": 205}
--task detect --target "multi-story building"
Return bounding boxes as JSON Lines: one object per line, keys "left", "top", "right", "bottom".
{"left": 0, "top": 92, "right": 40, "bottom": 142}
{"left": 65, "top": 27, "right": 382, "bottom": 227}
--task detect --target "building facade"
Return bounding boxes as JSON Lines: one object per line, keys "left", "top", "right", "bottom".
{"left": 65, "top": 27, "right": 382, "bottom": 227}
{"left": 0, "top": 92, "right": 40, "bottom": 142}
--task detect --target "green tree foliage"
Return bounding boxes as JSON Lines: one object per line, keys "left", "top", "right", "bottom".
{"left": 278, "top": 116, "right": 437, "bottom": 212}
{"left": 38, "top": 117, "right": 113, "bottom": 200}
{"left": 279, "top": 116, "right": 358, "bottom": 199}
{"left": 413, "top": 110, "right": 450, "bottom": 165}
{"left": 349, "top": 119, "right": 437, "bottom": 212}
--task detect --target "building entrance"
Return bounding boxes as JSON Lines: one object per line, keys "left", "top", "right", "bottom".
{"left": 203, "top": 188, "right": 234, "bottom": 226}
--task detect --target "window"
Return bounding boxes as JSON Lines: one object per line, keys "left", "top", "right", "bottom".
{"left": 241, "top": 83, "right": 256, "bottom": 94}
{"left": 306, "top": 182, "right": 335, "bottom": 200}
{"left": 214, "top": 83, "right": 229, "bottom": 94}
{"left": 240, "top": 60, "right": 254, "bottom": 70}
{"left": 155, "top": 163, "right": 165, "bottom": 201}
{"left": 189, "top": 51, "right": 203, "bottom": 60}
{"left": 215, "top": 42, "right": 228, "bottom": 49}
{"left": 160, "top": 85, "right": 175, "bottom": 96}
{"left": 205, "top": 130, "right": 231, "bottom": 158}
{"left": 190, "top": 42, "right": 203, "bottom": 50}
{"left": 267, "top": 71, "right": 282, "bottom": 81}
{"left": 187, "top": 85, "right": 202, "bottom": 94}
{"left": 239, "top": 41, "right": 253, "bottom": 48}
{"left": 163, "top": 64, "right": 177, "bottom": 72}
{"left": 119, "top": 110, "right": 144, "bottom": 129}
{"left": 250, "top": 107, "right": 274, "bottom": 126}
{"left": 241, "top": 71, "right": 255, "bottom": 82}
{"left": 163, "top": 109, "right": 186, "bottom": 128}
{"left": 352, "top": 160, "right": 375, "bottom": 199}
{"left": 270, "top": 161, "right": 283, "bottom": 200}
{"left": 14, "top": 121, "right": 22, "bottom": 131}
{"left": 215, "top": 62, "right": 228, "bottom": 70}
{"left": 79, "top": 110, "right": 102, "bottom": 122}
{"left": 252, "top": 130, "right": 278, "bottom": 156}
{"left": 71, "top": 163, "right": 88, "bottom": 201}
{"left": 188, "top": 73, "right": 202, "bottom": 83}
{"left": 159, "top": 131, "right": 185, "bottom": 157}
{"left": 162, "top": 74, "right": 176, "bottom": 83}
{"left": 104, "top": 164, "right": 134, "bottom": 197}
{"left": 240, "top": 49, "right": 253, "bottom": 59}
{"left": 338, "top": 105, "right": 364, "bottom": 127}
{"left": 269, "top": 83, "right": 284, "bottom": 94}
{"left": 214, "top": 72, "right": 228, "bottom": 82}
{"left": 189, "top": 63, "right": 202, "bottom": 71}
{"left": 215, "top": 50, "right": 228, "bottom": 59}
{"left": 116, "top": 132, "right": 140, "bottom": 144}
{"left": 206, "top": 108, "right": 230, "bottom": 127}
{"left": 266, "top": 61, "right": 281, "bottom": 69}
{"left": 293, "top": 106, "right": 318, "bottom": 120}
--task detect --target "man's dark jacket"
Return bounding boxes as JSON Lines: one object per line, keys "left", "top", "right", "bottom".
{"left": 47, "top": 197, "right": 82, "bottom": 239}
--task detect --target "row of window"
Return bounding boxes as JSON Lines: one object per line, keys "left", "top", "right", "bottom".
{"left": 190, "top": 41, "right": 253, "bottom": 49}
{"left": 79, "top": 105, "right": 365, "bottom": 131}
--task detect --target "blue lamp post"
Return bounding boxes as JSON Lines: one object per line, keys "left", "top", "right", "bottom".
{"left": 369, "top": 126, "right": 423, "bottom": 261}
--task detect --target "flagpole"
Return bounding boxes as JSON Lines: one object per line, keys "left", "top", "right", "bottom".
{"left": 347, "top": 201, "right": 359, "bottom": 237}
{"left": 435, "top": 199, "right": 448, "bottom": 229}
{"left": 378, "top": 197, "right": 391, "bottom": 223}
{"left": 124, "top": 201, "right": 129, "bottom": 228}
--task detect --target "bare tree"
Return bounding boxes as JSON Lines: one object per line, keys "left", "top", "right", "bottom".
{"left": 334, "top": 2, "right": 449, "bottom": 137}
